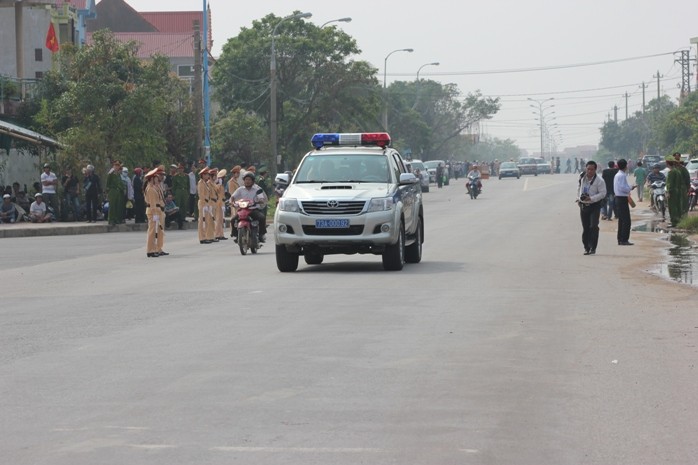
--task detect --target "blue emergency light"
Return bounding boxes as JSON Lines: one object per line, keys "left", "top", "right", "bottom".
{"left": 311, "top": 132, "right": 391, "bottom": 149}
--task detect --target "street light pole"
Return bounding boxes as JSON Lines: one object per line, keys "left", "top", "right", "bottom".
{"left": 413, "top": 62, "right": 439, "bottom": 110}
{"left": 416, "top": 61, "right": 439, "bottom": 81}
{"left": 271, "top": 12, "right": 312, "bottom": 172}
{"left": 320, "top": 17, "right": 351, "bottom": 28}
{"left": 382, "top": 48, "right": 413, "bottom": 132}
{"left": 528, "top": 97, "right": 554, "bottom": 158}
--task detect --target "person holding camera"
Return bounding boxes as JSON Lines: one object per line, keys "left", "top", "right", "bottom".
{"left": 577, "top": 160, "right": 607, "bottom": 255}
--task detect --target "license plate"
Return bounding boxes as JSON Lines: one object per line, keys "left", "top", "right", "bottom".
{"left": 315, "top": 219, "right": 350, "bottom": 228}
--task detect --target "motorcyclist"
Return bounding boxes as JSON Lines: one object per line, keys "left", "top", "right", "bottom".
{"left": 231, "top": 172, "right": 268, "bottom": 243}
{"left": 465, "top": 165, "right": 482, "bottom": 194}
{"left": 646, "top": 164, "right": 666, "bottom": 209}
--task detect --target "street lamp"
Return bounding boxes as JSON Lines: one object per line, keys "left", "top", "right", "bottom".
{"left": 271, "top": 11, "right": 312, "bottom": 171}
{"left": 382, "top": 48, "right": 413, "bottom": 131}
{"left": 412, "top": 62, "right": 439, "bottom": 110}
{"left": 416, "top": 62, "right": 439, "bottom": 81}
{"left": 528, "top": 97, "right": 554, "bottom": 158}
{"left": 320, "top": 17, "right": 352, "bottom": 28}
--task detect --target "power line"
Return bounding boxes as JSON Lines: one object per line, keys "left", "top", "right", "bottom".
{"left": 387, "top": 51, "right": 680, "bottom": 77}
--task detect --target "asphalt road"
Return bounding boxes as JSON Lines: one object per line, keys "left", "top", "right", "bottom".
{"left": 1, "top": 173, "right": 696, "bottom": 465}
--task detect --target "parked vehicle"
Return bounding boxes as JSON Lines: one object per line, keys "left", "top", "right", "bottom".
{"left": 689, "top": 179, "right": 698, "bottom": 211}
{"left": 650, "top": 180, "right": 666, "bottom": 220}
{"left": 408, "top": 159, "right": 430, "bottom": 192}
{"left": 534, "top": 158, "right": 551, "bottom": 174}
{"left": 517, "top": 157, "right": 538, "bottom": 176}
{"left": 424, "top": 160, "right": 446, "bottom": 184}
{"left": 234, "top": 191, "right": 264, "bottom": 255}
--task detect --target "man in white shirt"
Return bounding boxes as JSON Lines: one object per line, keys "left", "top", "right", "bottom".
{"left": 613, "top": 158, "right": 636, "bottom": 246}
{"left": 40, "top": 163, "right": 58, "bottom": 218}
{"left": 577, "top": 160, "right": 607, "bottom": 255}
{"left": 29, "top": 193, "right": 53, "bottom": 223}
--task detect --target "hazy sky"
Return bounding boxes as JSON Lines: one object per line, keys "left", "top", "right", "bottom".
{"left": 124, "top": 0, "right": 697, "bottom": 154}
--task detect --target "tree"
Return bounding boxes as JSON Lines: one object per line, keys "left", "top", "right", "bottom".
{"left": 212, "top": 13, "right": 381, "bottom": 169}
{"left": 32, "top": 30, "right": 196, "bottom": 174}
{"left": 211, "top": 109, "right": 268, "bottom": 168}
{"left": 658, "top": 91, "right": 698, "bottom": 156}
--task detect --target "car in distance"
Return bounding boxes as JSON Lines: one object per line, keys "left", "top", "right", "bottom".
{"left": 424, "top": 160, "right": 446, "bottom": 184}
{"left": 498, "top": 161, "right": 520, "bottom": 179}
{"left": 641, "top": 154, "right": 664, "bottom": 170}
{"left": 274, "top": 132, "right": 425, "bottom": 272}
{"left": 686, "top": 158, "right": 698, "bottom": 178}
{"left": 517, "top": 157, "right": 538, "bottom": 176}
{"left": 408, "top": 159, "right": 430, "bottom": 192}
{"left": 534, "top": 157, "right": 551, "bottom": 174}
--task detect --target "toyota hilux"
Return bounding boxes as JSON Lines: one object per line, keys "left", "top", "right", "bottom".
{"left": 274, "top": 132, "right": 424, "bottom": 272}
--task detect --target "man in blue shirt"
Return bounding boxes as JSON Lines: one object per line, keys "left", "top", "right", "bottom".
{"left": 613, "top": 159, "right": 636, "bottom": 246}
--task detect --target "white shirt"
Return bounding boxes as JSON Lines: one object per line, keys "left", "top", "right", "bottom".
{"left": 188, "top": 172, "right": 197, "bottom": 194}
{"left": 578, "top": 173, "right": 607, "bottom": 203}
{"left": 232, "top": 184, "right": 268, "bottom": 208}
{"left": 30, "top": 200, "right": 47, "bottom": 217}
{"left": 613, "top": 170, "right": 632, "bottom": 197}
{"left": 41, "top": 171, "right": 57, "bottom": 194}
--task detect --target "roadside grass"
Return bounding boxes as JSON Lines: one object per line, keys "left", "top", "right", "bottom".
{"left": 677, "top": 214, "right": 698, "bottom": 233}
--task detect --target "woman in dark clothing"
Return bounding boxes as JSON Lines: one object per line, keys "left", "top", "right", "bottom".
{"left": 83, "top": 164, "right": 101, "bottom": 223}
{"left": 132, "top": 168, "right": 146, "bottom": 223}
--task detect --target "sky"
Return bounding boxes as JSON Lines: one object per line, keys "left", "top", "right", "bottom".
{"left": 123, "top": 0, "right": 698, "bottom": 155}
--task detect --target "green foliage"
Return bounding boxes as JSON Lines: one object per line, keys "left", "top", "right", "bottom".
{"left": 32, "top": 30, "right": 196, "bottom": 175}
{"left": 599, "top": 96, "right": 676, "bottom": 158}
{"left": 212, "top": 13, "right": 500, "bottom": 169}
{"left": 461, "top": 136, "right": 521, "bottom": 162}
{"left": 212, "top": 13, "right": 380, "bottom": 168}
{"left": 658, "top": 92, "right": 698, "bottom": 156}
{"left": 211, "top": 108, "right": 268, "bottom": 168}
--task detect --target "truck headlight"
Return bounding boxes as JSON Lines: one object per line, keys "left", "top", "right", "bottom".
{"left": 367, "top": 197, "right": 394, "bottom": 212}
{"left": 278, "top": 198, "right": 300, "bottom": 212}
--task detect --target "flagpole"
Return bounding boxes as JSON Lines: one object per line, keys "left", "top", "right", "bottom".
{"left": 202, "top": 0, "right": 211, "bottom": 166}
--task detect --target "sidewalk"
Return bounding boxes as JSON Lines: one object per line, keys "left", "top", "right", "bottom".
{"left": 0, "top": 218, "right": 197, "bottom": 239}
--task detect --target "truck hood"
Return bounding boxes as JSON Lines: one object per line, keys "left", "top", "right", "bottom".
{"left": 285, "top": 182, "right": 392, "bottom": 200}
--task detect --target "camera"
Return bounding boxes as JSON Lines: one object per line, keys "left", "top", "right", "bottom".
{"left": 580, "top": 193, "right": 590, "bottom": 201}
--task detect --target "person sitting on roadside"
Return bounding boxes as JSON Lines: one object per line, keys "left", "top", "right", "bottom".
{"left": 163, "top": 192, "right": 180, "bottom": 229}
{"left": 28, "top": 193, "right": 53, "bottom": 223}
{"left": 0, "top": 194, "right": 18, "bottom": 223}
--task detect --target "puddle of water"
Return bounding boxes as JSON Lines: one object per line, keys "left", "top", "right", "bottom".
{"left": 633, "top": 220, "right": 670, "bottom": 233}
{"left": 655, "top": 234, "right": 698, "bottom": 286}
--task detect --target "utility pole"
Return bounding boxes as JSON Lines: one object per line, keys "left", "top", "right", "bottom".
{"left": 623, "top": 92, "right": 629, "bottom": 120}
{"left": 639, "top": 82, "right": 648, "bottom": 114}
{"left": 193, "top": 20, "right": 203, "bottom": 161}
{"left": 613, "top": 105, "right": 618, "bottom": 123}
{"left": 675, "top": 50, "right": 693, "bottom": 102}
{"left": 653, "top": 70, "right": 662, "bottom": 102}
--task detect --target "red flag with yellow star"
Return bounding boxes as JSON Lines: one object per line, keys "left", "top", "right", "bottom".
{"left": 45, "top": 22, "right": 59, "bottom": 53}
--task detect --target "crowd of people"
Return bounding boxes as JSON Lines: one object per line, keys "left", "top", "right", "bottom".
{"left": 0, "top": 159, "right": 273, "bottom": 229}
{"left": 576, "top": 152, "right": 694, "bottom": 255}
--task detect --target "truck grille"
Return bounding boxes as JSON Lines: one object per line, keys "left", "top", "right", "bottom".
{"left": 302, "top": 225, "right": 365, "bottom": 235}
{"left": 301, "top": 201, "right": 365, "bottom": 215}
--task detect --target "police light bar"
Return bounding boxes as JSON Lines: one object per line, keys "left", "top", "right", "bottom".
{"left": 311, "top": 132, "right": 391, "bottom": 149}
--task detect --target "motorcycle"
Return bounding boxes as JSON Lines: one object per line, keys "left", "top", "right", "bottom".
{"left": 233, "top": 189, "right": 265, "bottom": 255}
{"left": 689, "top": 179, "right": 698, "bottom": 211}
{"left": 467, "top": 174, "right": 482, "bottom": 199}
{"left": 650, "top": 180, "right": 666, "bottom": 219}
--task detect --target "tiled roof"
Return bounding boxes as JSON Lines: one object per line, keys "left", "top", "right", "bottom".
{"left": 87, "top": 32, "right": 194, "bottom": 59}
{"left": 140, "top": 10, "right": 212, "bottom": 49}
{"left": 87, "top": 0, "right": 157, "bottom": 33}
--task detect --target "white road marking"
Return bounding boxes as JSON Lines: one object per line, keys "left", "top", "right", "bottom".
{"left": 212, "top": 446, "right": 383, "bottom": 453}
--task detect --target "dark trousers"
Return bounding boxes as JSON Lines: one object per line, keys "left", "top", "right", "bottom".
{"left": 615, "top": 196, "right": 631, "bottom": 243}
{"left": 580, "top": 202, "right": 601, "bottom": 252}
{"left": 85, "top": 193, "right": 99, "bottom": 221}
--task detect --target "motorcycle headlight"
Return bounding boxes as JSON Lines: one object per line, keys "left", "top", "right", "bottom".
{"left": 367, "top": 197, "right": 394, "bottom": 212}
{"left": 278, "top": 198, "right": 300, "bottom": 212}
